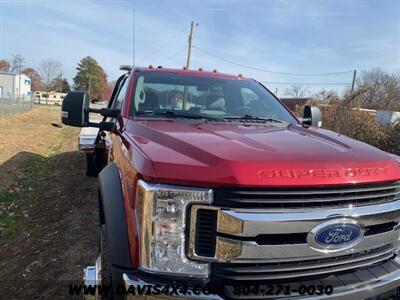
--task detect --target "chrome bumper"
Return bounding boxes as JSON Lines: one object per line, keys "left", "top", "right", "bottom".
{"left": 83, "top": 255, "right": 101, "bottom": 300}
{"left": 122, "top": 274, "right": 223, "bottom": 300}
{"left": 123, "top": 257, "right": 400, "bottom": 299}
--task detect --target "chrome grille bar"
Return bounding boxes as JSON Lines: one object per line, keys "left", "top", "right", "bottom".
{"left": 213, "top": 251, "right": 395, "bottom": 281}
{"left": 218, "top": 245, "right": 393, "bottom": 274}
{"left": 214, "top": 181, "right": 400, "bottom": 209}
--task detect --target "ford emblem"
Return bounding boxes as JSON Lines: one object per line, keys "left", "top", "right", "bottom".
{"left": 307, "top": 219, "right": 364, "bottom": 252}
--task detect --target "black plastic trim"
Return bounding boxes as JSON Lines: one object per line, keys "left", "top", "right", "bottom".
{"left": 98, "top": 163, "right": 133, "bottom": 271}
{"left": 195, "top": 209, "right": 217, "bottom": 257}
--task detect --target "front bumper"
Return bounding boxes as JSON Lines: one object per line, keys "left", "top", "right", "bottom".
{"left": 122, "top": 256, "right": 400, "bottom": 299}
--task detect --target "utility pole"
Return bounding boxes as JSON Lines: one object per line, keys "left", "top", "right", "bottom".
{"left": 88, "top": 75, "right": 92, "bottom": 97}
{"left": 186, "top": 21, "right": 196, "bottom": 69}
{"left": 18, "top": 58, "right": 21, "bottom": 100}
{"left": 184, "top": 21, "right": 197, "bottom": 109}
{"left": 351, "top": 69, "right": 357, "bottom": 95}
{"left": 60, "top": 71, "right": 62, "bottom": 93}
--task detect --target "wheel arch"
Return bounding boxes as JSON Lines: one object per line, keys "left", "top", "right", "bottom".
{"left": 97, "top": 162, "right": 133, "bottom": 270}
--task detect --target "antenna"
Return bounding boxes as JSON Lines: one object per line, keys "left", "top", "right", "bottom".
{"left": 132, "top": 8, "right": 135, "bottom": 68}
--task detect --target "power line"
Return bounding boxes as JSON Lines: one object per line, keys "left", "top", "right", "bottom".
{"left": 142, "top": 31, "right": 184, "bottom": 62}
{"left": 193, "top": 45, "right": 353, "bottom": 76}
{"left": 260, "top": 81, "right": 352, "bottom": 86}
{"left": 159, "top": 45, "right": 188, "bottom": 65}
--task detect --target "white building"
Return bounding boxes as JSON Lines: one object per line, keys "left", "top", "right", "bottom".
{"left": 0, "top": 71, "right": 32, "bottom": 100}
{"left": 14, "top": 74, "right": 32, "bottom": 100}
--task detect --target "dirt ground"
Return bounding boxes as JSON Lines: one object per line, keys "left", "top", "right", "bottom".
{"left": 0, "top": 106, "right": 98, "bottom": 299}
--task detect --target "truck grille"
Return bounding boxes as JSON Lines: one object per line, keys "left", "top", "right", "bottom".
{"left": 189, "top": 181, "right": 400, "bottom": 284}
{"left": 214, "top": 181, "right": 400, "bottom": 209}
{"left": 212, "top": 244, "right": 395, "bottom": 283}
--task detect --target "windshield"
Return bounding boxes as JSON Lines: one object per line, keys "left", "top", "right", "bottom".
{"left": 131, "top": 72, "right": 297, "bottom": 123}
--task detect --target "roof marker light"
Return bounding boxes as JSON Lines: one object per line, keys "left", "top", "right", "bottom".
{"left": 119, "top": 65, "right": 133, "bottom": 71}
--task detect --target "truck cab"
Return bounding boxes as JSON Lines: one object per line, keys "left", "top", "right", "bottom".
{"left": 62, "top": 66, "right": 400, "bottom": 299}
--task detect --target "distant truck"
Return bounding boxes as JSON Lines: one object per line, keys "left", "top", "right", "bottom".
{"left": 61, "top": 66, "right": 400, "bottom": 299}
{"left": 33, "top": 91, "right": 66, "bottom": 105}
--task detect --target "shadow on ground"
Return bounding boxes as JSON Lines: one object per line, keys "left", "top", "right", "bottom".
{"left": 0, "top": 150, "right": 99, "bottom": 299}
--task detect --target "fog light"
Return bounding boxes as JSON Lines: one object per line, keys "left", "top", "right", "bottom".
{"left": 136, "top": 180, "right": 212, "bottom": 277}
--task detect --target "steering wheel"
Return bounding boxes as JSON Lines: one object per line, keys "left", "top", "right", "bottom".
{"left": 232, "top": 106, "right": 254, "bottom": 115}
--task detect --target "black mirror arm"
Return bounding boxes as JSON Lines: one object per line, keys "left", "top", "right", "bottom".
{"left": 86, "top": 121, "right": 115, "bottom": 131}
{"left": 86, "top": 107, "right": 121, "bottom": 118}
{"left": 301, "top": 118, "right": 312, "bottom": 126}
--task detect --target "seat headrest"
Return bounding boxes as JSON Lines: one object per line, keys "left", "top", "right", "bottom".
{"left": 208, "top": 97, "right": 225, "bottom": 111}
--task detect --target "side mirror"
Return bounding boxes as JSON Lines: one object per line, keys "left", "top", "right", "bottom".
{"left": 302, "top": 105, "right": 322, "bottom": 127}
{"left": 61, "top": 91, "right": 121, "bottom": 130}
{"left": 61, "top": 91, "right": 90, "bottom": 127}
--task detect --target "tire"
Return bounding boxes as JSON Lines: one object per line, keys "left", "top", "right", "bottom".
{"left": 86, "top": 153, "right": 101, "bottom": 177}
{"left": 100, "top": 224, "right": 114, "bottom": 300}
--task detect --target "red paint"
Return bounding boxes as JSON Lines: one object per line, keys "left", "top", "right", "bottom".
{"left": 111, "top": 68, "right": 400, "bottom": 267}
{"left": 122, "top": 119, "right": 400, "bottom": 187}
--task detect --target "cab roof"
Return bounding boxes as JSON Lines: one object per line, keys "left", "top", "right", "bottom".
{"left": 133, "top": 66, "right": 251, "bottom": 81}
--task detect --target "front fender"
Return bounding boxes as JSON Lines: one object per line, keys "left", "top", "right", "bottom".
{"left": 98, "top": 162, "right": 133, "bottom": 270}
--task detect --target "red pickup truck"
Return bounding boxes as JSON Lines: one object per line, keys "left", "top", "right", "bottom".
{"left": 62, "top": 66, "right": 400, "bottom": 299}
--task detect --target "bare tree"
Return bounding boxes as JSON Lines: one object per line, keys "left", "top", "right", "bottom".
{"left": 313, "top": 89, "right": 338, "bottom": 102}
{"left": 355, "top": 68, "right": 400, "bottom": 110}
{"left": 38, "top": 59, "right": 62, "bottom": 92}
{"left": 285, "top": 85, "right": 309, "bottom": 98}
{"left": 10, "top": 54, "right": 25, "bottom": 73}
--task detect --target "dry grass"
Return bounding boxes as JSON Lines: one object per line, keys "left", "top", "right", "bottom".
{"left": 0, "top": 106, "right": 98, "bottom": 299}
{"left": 0, "top": 106, "right": 80, "bottom": 190}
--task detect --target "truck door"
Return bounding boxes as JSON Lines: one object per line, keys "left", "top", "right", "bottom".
{"left": 104, "top": 75, "right": 129, "bottom": 163}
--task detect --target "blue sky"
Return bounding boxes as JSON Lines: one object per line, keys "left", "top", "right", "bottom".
{"left": 0, "top": 0, "right": 399, "bottom": 96}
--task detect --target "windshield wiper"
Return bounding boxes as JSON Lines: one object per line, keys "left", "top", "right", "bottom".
{"left": 223, "top": 114, "right": 285, "bottom": 123}
{"left": 136, "top": 110, "right": 220, "bottom": 121}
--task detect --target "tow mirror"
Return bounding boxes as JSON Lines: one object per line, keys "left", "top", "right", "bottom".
{"left": 61, "top": 91, "right": 120, "bottom": 131}
{"left": 302, "top": 105, "right": 322, "bottom": 127}
{"left": 61, "top": 91, "right": 90, "bottom": 127}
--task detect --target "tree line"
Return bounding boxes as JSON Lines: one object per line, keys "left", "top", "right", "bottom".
{"left": 284, "top": 68, "right": 400, "bottom": 111}
{"left": 0, "top": 55, "right": 114, "bottom": 101}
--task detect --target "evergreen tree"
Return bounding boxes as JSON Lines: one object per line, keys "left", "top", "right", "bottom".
{"left": 49, "top": 76, "right": 71, "bottom": 93}
{"left": 73, "top": 56, "right": 107, "bottom": 99}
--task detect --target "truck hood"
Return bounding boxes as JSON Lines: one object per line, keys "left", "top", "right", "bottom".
{"left": 126, "top": 119, "right": 400, "bottom": 187}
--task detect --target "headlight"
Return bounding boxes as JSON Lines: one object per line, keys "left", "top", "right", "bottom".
{"left": 135, "top": 180, "right": 212, "bottom": 277}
